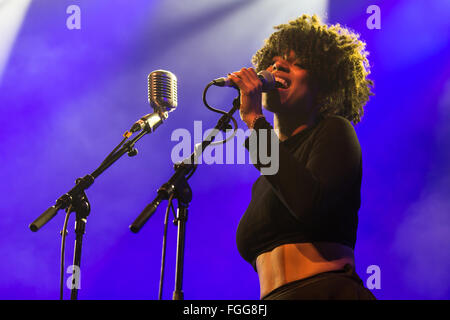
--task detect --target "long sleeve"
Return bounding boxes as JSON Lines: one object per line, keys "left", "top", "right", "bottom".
{"left": 244, "top": 116, "right": 362, "bottom": 226}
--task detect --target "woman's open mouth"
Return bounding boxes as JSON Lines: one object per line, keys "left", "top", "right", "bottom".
{"left": 274, "top": 76, "right": 290, "bottom": 89}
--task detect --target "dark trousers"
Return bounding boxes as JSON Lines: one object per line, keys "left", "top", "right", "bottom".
{"left": 261, "top": 264, "right": 376, "bottom": 300}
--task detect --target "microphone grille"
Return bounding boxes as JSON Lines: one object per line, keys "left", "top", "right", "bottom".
{"left": 258, "top": 70, "right": 276, "bottom": 91}
{"left": 148, "top": 70, "right": 178, "bottom": 112}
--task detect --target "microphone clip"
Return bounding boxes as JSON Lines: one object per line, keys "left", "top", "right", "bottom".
{"left": 130, "top": 110, "right": 168, "bottom": 133}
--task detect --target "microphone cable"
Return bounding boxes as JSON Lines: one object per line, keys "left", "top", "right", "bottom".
{"left": 59, "top": 204, "right": 72, "bottom": 300}
{"left": 158, "top": 193, "right": 176, "bottom": 300}
{"left": 201, "top": 81, "right": 239, "bottom": 147}
{"left": 178, "top": 82, "right": 240, "bottom": 181}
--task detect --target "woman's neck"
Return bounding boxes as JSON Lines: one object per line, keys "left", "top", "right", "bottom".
{"left": 273, "top": 112, "right": 317, "bottom": 141}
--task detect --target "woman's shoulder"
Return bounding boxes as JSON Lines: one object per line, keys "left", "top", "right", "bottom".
{"left": 312, "top": 115, "right": 360, "bottom": 147}
{"left": 319, "top": 115, "right": 354, "bottom": 128}
{"left": 315, "top": 115, "right": 357, "bottom": 135}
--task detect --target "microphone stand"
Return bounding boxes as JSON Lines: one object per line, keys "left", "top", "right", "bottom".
{"left": 29, "top": 120, "right": 159, "bottom": 300}
{"left": 130, "top": 93, "right": 241, "bottom": 300}
{"left": 69, "top": 188, "right": 90, "bottom": 300}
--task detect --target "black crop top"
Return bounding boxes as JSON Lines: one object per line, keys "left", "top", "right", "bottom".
{"left": 236, "top": 115, "right": 362, "bottom": 271}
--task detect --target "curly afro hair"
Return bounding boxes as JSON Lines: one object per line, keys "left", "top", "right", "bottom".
{"left": 252, "top": 14, "right": 374, "bottom": 124}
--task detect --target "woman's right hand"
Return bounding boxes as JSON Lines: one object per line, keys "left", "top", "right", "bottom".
{"left": 227, "top": 67, "right": 264, "bottom": 128}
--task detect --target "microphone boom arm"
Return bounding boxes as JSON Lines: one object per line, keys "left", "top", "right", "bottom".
{"left": 29, "top": 128, "right": 150, "bottom": 232}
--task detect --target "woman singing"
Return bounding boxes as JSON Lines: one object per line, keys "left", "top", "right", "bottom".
{"left": 231, "top": 14, "right": 376, "bottom": 300}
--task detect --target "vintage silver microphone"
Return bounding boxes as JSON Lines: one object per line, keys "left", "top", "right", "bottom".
{"left": 131, "top": 70, "right": 178, "bottom": 133}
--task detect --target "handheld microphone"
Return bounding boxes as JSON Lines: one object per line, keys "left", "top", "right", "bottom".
{"left": 212, "top": 70, "right": 280, "bottom": 92}
{"left": 131, "top": 70, "right": 177, "bottom": 133}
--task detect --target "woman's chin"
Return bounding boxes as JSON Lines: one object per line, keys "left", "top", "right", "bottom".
{"left": 263, "top": 92, "right": 284, "bottom": 113}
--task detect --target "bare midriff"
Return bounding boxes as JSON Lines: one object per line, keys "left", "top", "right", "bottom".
{"left": 256, "top": 242, "right": 355, "bottom": 299}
